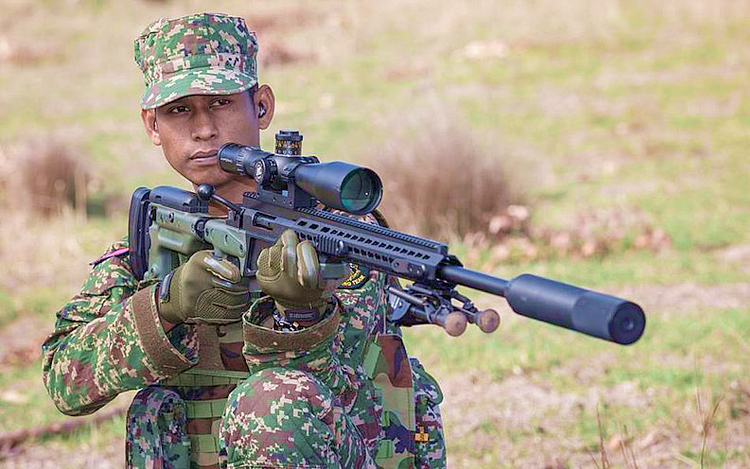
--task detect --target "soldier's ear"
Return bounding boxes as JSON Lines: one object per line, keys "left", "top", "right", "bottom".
{"left": 141, "top": 109, "right": 161, "bottom": 146}
{"left": 254, "top": 84, "right": 275, "bottom": 130}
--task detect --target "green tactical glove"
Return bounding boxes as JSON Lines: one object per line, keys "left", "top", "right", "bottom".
{"left": 158, "top": 251, "right": 251, "bottom": 325}
{"left": 256, "top": 229, "right": 349, "bottom": 323}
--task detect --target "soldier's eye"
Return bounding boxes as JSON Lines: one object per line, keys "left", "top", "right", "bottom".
{"left": 168, "top": 105, "right": 190, "bottom": 114}
{"left": 211, "top": 98, "right": 232, "bottom": 108}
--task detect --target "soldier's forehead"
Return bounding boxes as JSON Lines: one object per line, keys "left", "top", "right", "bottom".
{"left": 161, "top": 92, "right": 247, "bottom": 105}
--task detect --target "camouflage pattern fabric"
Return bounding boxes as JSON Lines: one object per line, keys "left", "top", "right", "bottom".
{"left": 41, "top": 238, "right": 199, "bottom": 416}
{"left": 42, "top": 233, "right": 446, "bottom": 468}
{"left": 221, "top": 368, "right": 376, "bottom": 468}
{"left": 127, "top": 386, "right": 191, "bottom": 468}
{"left": 410, "top": 358, "right": 446, "bottom": 468}
{"left": 134, "top": 13, "right": 258, "bottom": 109}
{"left": 215, "top": 287, "right": 385, "bottom": 468}
{"left": 368, "top": 334, "right": 416, "bottom": 468}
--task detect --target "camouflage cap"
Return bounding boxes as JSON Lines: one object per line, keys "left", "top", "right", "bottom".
{"left": 134, "top": 13, "right": 258, "bottom": 109}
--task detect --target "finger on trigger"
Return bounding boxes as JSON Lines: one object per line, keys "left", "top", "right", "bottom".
{"left": 203, "top": 255, "right": 240, "bottom": 283}
{"left": 210, "top": 277, "right": 235, "bottom": 289}
{"left": 257, "top": 247, "right": 270, "bottom": 273}
{"left": 296, "top": 241, "right": 319, "bottom": 288}
{"left": 265, "top": 243, "right": 282, "bottom": 275}
{"left": 280, "top": 229, "right": 298, "bottom": 279}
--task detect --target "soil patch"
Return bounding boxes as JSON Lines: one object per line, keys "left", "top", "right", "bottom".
{"left": 0, "top": 316, "right": 51, "bottom": 372}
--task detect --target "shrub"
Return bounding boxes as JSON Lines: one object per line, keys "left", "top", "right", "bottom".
{"left": 366, "top": 107, "right": 527, "bottom": 241}
{"left": 0, "top": 139, "right": 89, "bottom": 217}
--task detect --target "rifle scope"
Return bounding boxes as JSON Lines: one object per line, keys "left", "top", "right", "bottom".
{"left": 219, "top": 144, "right": 383, "bottom": 215}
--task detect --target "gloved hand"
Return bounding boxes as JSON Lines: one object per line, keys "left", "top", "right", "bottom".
{"left": 158, "top": 251, "right": 250, "bottom": 325}
{"left": 256, "top": 229, "right": 349, "bottom": 323}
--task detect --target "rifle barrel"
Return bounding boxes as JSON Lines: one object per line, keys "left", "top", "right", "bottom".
{"left": 439, "top": 265, "right": 509, "bottom": 295}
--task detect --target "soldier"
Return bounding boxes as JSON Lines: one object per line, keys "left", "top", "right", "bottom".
{"left": 42, "top": 12, "right": 446, "bottom": 469}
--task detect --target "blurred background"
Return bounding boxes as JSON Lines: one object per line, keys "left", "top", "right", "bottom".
{"left": 1, "top": 0, "right": 749, "bottom": 467}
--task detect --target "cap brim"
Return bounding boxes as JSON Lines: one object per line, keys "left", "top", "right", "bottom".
{"left": 141, "top": 67, "right": 257, "bottom": 109}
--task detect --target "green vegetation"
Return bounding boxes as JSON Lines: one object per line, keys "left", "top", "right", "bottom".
{"left": 1, "top": 0, "right": 750, "bottom": 466}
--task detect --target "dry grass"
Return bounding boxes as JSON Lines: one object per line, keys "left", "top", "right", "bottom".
{"left": 694, "top": 380, "right": 725, "bottom": 469}
{"left": 0, "top": 141, "right": 96, "bottom": 296}
{"left": 0, "top": 140, "right": 89, "bottom": 218}
{"left": 367, "top": 102, "right": 526, "bottom": 241}
{"left": 0, "top": 138, "right": 129, "bottom": 300}
{"left": 0, "top": 141, "right": 124, "bottom": 297}
{"left": 0, "top": 210, "right": 90, "bottom": 293}
{"left": 437, "top": 353, "right": 750, "bottom": 468}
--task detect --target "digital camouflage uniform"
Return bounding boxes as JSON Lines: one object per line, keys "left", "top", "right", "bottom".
{"left": 42, "top": 13, "right": 446, "bottom": 469}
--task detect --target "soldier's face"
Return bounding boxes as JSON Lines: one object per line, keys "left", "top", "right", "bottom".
{"left": 141, "top": 89, "right": 272, "bottom": 190}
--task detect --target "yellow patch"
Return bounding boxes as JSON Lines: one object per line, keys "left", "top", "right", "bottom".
{"left": 415, "top": 426, "right": 430, "bottom": 442}
{"left": 339, "top": 263, "right": 369, "bottom": 290}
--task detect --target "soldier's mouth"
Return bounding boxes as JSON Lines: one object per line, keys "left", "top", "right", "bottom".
{"left": 191, "top": 150, "right": 219, "bottom": 160}
{"left": 190, "top": 150, "right": 219, "bottom": 165}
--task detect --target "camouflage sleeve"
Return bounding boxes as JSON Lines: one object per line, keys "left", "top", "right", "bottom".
{"left": 42, "top": 239, "right": 198, "bottom": 416}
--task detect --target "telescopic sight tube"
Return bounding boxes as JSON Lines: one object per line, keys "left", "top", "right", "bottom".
{"left": 219, "top": 144, "right": 274, "bottom": 176}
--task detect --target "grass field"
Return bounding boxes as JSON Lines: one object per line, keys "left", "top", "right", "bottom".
{"left": 1, "top": 0, "right": 750, "bottom": 467}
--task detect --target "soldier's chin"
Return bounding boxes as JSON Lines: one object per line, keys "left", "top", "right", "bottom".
{"left": 187, "top": 176, "right": 217, "bottom": 189}
{"left": 189, "top": 170, "right": 237, "bottom": 190}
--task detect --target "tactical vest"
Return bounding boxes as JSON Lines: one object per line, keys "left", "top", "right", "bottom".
{"left": 125, "top": 317, "right": 429, "bottom": 469}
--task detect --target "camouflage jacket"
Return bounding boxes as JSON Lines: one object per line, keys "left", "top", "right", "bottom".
{"left": 42, "top": 237, "right": 446, "bottom": 468}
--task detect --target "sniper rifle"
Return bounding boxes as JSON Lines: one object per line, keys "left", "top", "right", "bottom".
{"left": 128, "top": 130, "right": 645, "bottom": 344}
